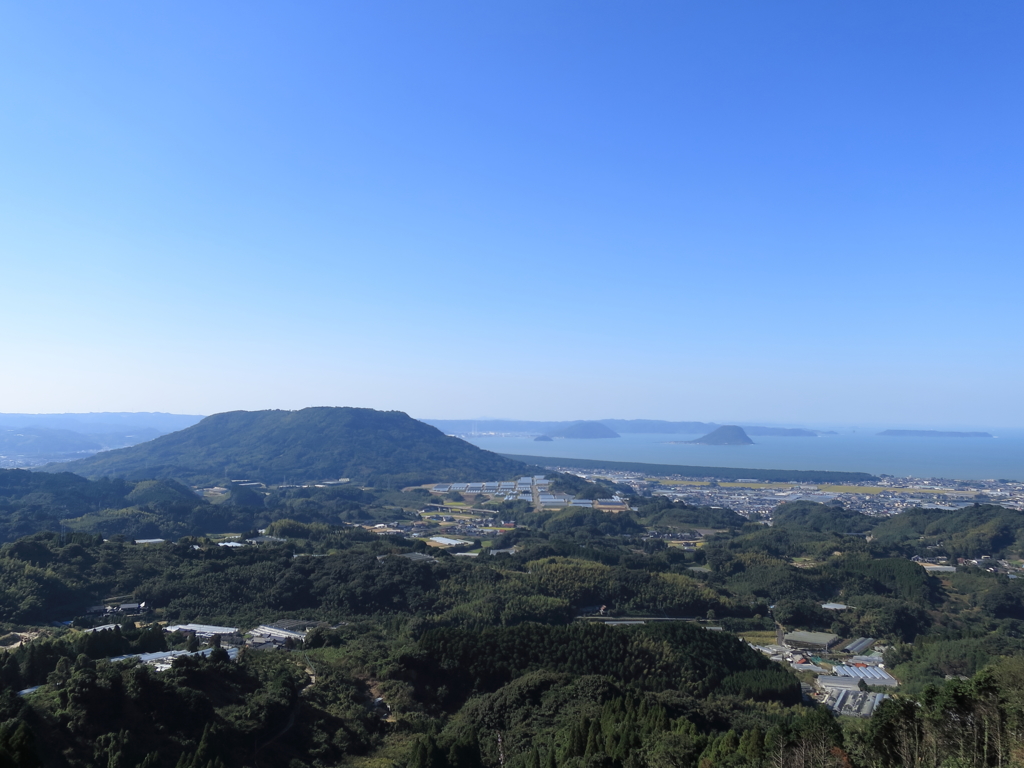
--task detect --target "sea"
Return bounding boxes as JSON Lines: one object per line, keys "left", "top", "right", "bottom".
{"left": 462, "top": 430, "right": 1024, "bottom": 481}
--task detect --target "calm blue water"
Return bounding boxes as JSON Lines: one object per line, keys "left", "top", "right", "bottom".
{"left": 464, "top": 431, "right": 1024, "bottom": 481}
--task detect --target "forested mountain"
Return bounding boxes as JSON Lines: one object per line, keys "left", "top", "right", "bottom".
{"left": 634, "top": 496, "right": 748, "bottom": 529}
{"left": 0, "top": 466, "right": 634, "bottom": 544}
{"left": 43, "top": 408, "right": 532, "bottom": 487}
{"left": 870, "top": 503, "right": 1024, "bottom": 558}
{"left": 0, "top": 469, "right": 255, "bottom": 543}
{"left": 771, "top": 501, "right": 875, "bottom": 534}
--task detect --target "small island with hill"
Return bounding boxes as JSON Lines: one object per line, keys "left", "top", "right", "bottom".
{"left": 680, "top": 425, "right": 754, "bottom": 445}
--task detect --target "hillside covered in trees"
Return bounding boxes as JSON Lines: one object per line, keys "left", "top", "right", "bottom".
{"left": 0, "top": 470, "right": 444, "bottom": 543}
{"left": 1, "top": 505, "right": 1024, "bottom": 767}
{"left": 5, "top": 465, "right": 1024, "bottom": 765}
{"left": 44, "top": 408, "right": 533, "bottom": 487}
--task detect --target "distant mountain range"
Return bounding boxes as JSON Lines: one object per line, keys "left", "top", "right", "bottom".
{"left": 0, "top": 426, "right": 163, "bottom": 456}
{"left": 879, "top": 429, "right": 995, "bottom": 438}
{"left": 0, "top": 412, "right": 203, "bottom": 433}
{"left": 423, "top": 418, "right": 829, "bottom": 437}
{"left": 42, "top": 407, "right": 531, "bottom": 487}
{"left": 0, "top": 413, "right": 203, "bottom": 465}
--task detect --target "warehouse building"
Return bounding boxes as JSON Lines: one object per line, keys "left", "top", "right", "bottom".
{"left": 784, "top": 631, "right": 841, "bottom": 650}
{"left": 842, "top": 637, "right": 876, "bottom": 654}
{"left": 823, "top": 688, "right": 890, "bottom": 718}
{"left": 832, "top": 664, "right": 899, "bottom": 687}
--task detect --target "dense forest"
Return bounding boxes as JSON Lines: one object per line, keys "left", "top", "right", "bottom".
{"left": 5, "top": 463, "right": 1024, "bottom": 765}
{"left": 1, "top": 512, "right": 1023, "bottom": 767}
{"left": 0, "top": 468, "right": 635, "bottom": 546}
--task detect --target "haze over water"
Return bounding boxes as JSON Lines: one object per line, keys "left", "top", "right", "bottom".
{"left": 463, "top": 430, "right": 1024, "bottom": 481}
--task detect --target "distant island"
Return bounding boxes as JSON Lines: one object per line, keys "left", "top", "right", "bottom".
{"left": 543, "top": 421, "right": 620, "bottom": 439}
{"left": 879, "top": 429, "right": 994, "bottom": 438}
{"left": 684, "top": 425, "right": 754, "bottom": 445}
{"left": 533, "top": 434, "right": 554, "bottom": 442}
{"left": 423, "top": 418, "right": 831, "bottom": 436}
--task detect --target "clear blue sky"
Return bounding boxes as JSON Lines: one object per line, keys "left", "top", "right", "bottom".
{"left": 2, "top": 2, "right": 1021, "bottom": 427}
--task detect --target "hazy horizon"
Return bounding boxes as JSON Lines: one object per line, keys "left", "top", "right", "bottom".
{"left": 3, "top": 2, "right": 1023, "bottom": 427}
{"left": 0, "top": 409, "right": 1018, "bottom": 433}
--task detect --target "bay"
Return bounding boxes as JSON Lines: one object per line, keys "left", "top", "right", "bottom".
{"left": 462, "top": 430, "right": 1024, "bottom": 481}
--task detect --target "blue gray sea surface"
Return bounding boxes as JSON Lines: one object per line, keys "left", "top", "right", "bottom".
{"left": 462, "top": 430, "right": 1024, "bottom": 481}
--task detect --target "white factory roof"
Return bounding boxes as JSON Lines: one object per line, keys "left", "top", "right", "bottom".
{"left": 164, "top": 624, "right": 238, "bottom": 636}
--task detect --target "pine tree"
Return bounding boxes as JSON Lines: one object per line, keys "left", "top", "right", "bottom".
{"left": 410, "top": 735, "right": 447, "bottom": 768}
{"left": 584, "top": 720, "right": 601, "bottom": 758}
{"left": 409, "top": 739, "right": 429, "bottom": 768}
{"left": 738, "top": 729, "right": 764, "bottom": 763}
{"left": 3, "top": 721, "right": 40, "bottom": 768}
{"left": 448, "top": 737, "right": 482, "bottom": 768}
{"left": 1, "top": 654, "right": 22, "bottom": 690}
{"left": 562, "top": 718, "right": 588, "bottom": 761}
{"left": 544, "top": 743, "right": 557, "bottom": 768}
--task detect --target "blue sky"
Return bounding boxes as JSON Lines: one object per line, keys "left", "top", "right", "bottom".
{"left": 1, "top": 1, "right": 1021, "bottom": 427}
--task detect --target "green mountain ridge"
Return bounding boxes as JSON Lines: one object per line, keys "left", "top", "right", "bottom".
{"left": 42, "top": 407, "right": 530, "bottom": 487}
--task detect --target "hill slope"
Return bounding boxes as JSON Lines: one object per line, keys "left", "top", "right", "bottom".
{"left": 771, "top": 500, "right": 875, "bottom": 534}
{"left": 42, "top": 407, "right": 530, "bottom": 487}
{"left": 870, "top": 503, "right": 1024, "bottom": 558}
